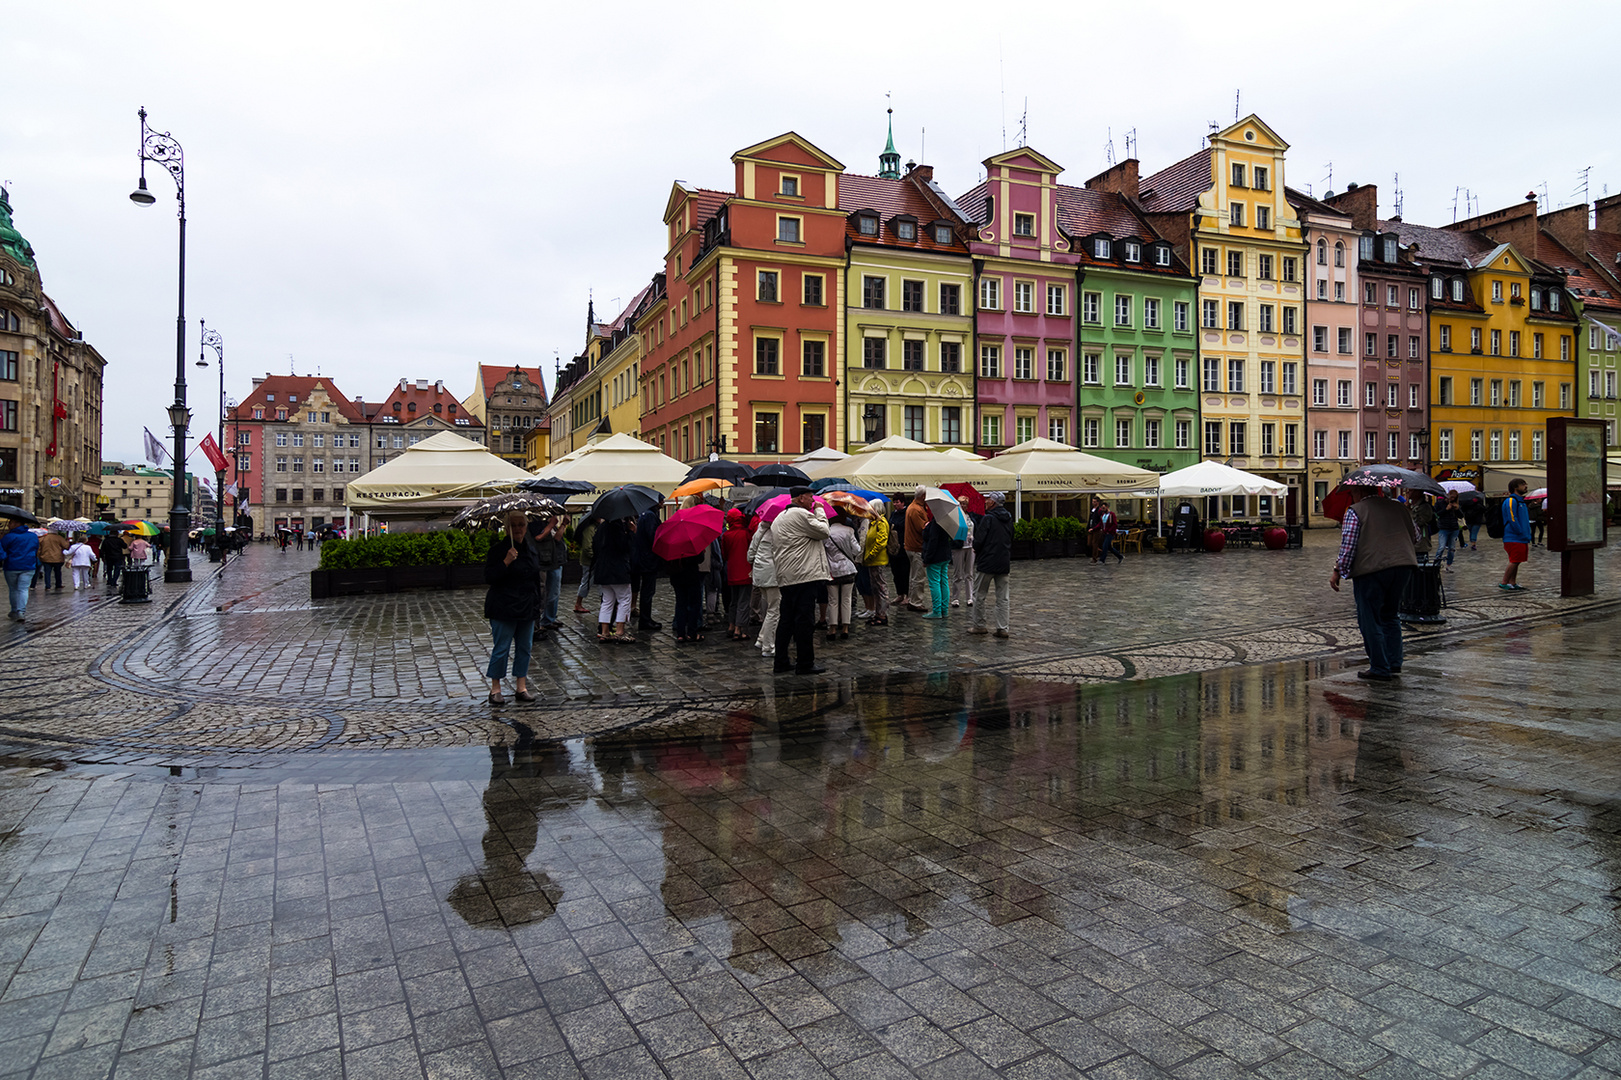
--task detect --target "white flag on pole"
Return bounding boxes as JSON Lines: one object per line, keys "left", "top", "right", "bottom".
{"left": 143, "top": 427, "right": 171, "bottom": 466}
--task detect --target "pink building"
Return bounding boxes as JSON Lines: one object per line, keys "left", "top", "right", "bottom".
{"left": 1290, "top": 188, "right": 1362, "bottom": 522}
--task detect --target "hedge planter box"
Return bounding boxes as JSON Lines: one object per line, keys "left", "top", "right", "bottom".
{"left": 1010, "top": 540, "right": 1035, "bottom": 561}
{"left": 313, "top": 560, "right": 586, "bottom": 599}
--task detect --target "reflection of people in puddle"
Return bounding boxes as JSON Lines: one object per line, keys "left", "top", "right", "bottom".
{"left": 447, "top": 731, "right": 566, "bottom": 928}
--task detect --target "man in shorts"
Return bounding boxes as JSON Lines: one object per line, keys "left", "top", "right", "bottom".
{"left": 1500, "top": 477, "right": 1531, "bottom": 591}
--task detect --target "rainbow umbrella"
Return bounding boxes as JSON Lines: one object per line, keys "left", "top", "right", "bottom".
{"left": 120, "top": 520, "right": 164, "bottom": 536}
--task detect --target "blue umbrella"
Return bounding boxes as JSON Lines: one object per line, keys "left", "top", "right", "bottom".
{"left": 813, "top": 481, "right": 886, "bottom": 501}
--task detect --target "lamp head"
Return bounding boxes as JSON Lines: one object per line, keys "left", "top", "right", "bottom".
{"left": 167, "top": 403, "right": 191, "bottom": 429}
{"left": 130, "top": 177, "right": 156, "bottom": 207}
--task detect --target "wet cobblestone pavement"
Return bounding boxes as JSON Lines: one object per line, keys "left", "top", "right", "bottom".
{"left": 0, "top": 539, "right": 1619, "bottom": 1077}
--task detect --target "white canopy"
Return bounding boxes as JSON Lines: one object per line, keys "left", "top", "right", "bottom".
{"left": 801, "top": 437, "right": 1010, "bottom": 492}
{"left": 1146, "top": 460, "right": 1287, "bottom": 498}
{"left": 346, "top": 431, "right": 533, "bottom": 510}
{"left": 794, "top": 445, "right": 849, "bottom": 464}
{"left": 534, "top": 432, "right": 691, "bottom": 496}
{"left": 986, "top": 438, "right": 1160, "bottom": 493}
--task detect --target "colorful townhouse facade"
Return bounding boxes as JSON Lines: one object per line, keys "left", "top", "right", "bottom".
{"left": 461, "top": 364, "right": 549, "bottom": 469}
{"left": 1059, "top": 169, "right": 1201, "bottom": 472}
{"left": 956, "top": 148, "right": 1082, "bottom": 450}
{"left": 232, "top": 374, "right": 369, "bottom": 533}
{"left": 640, "top": 134, "right": 848, "bottom": 464}
{"left": 546, "top": 288, "right": 650, "bottom": 462}
{"left": 1136, "top": 116, "right": 1309, "bottom": 522}
{"left": 841, "top": 151, "right": 976, "bottom": 450}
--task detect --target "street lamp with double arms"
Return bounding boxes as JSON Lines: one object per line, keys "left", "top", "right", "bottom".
{"left": 131, "top": 107, "right": 193, "bottom": 582}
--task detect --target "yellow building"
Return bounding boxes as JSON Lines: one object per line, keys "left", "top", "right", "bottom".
{"left": 1389, "top": 220, "right": 1578, "bottom": 484}
{"left": 523, "top": 418, "right": 550, "bottom": 471}
{"left": 1140, "top": 116, "right": 1309, "bottom": 521}
{"left": 546, "top": 287, "right": 650, "bottom": 459}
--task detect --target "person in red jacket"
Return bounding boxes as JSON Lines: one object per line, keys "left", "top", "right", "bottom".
{"left": 721, "top": 508, "right": 754, "bottom": 641}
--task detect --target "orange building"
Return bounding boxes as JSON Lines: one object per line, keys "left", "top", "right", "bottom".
{"left": 641, "top": 134, "right": 848, "bottom": 462}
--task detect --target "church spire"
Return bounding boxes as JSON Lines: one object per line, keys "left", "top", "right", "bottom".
{"left": 879, "top": 108, "right": 901, "bottom": 180}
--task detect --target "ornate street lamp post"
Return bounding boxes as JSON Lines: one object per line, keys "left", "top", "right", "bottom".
{"left": 196, "top": 322, "right": 225, "bottom": 563}
{"left": 130, "top": 107, "right": 193, "bottom": 583}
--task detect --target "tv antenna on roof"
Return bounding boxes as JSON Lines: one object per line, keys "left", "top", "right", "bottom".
{"left": 1322, "top": 163, "right": 1333, "bottom": 195}
{"left": 288, "top": 353, "right": 294, "bottom": 375}
{"left": 1125, "top": 128, "right": 1137, "bottom": 160}
{"left": 1016, "top": 98, "right": 1028, "bottom": 148}
{"left": 1393, "top": 172, "right": 1403, "bottom": 218}
{"left": 1105, "top": 127, "right": 1115, "bottom": 167}
{"left": 1539, "top": 180, "right": 1550, "bottom": 212}
{"left": 1234, "top": 89, "right": 1241, "bottom": 120}
{"left": 1575, "top": 165, "right": 1592, "bottom": 206}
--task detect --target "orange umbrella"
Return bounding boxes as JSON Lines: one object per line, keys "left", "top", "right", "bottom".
{"left": 672, "top": 477, "right": 733, "bottom": 499}
{"left": 824, "top": 490, "right": 876, "bottom": 518}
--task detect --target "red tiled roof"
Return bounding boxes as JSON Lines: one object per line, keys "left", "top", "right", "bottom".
{"left": 235, "top": 375, "right": 366, "bottom": 423}
{"left": 840, "top": 173, "right": 966, "bottom": 252}
{"left": 1382, "top": 219, "right": 1495, "bottom": 269}
{"left": 1139, "top": 149, "right": 1212, "bottom": 214}
{"left": 1537, "top": 233, "right": 1621, "bottom": 312}
{"left": 375, "top": 379, "right": 483, "bottom": 428}
{"left": 1055, "top": 185, "right": 1189, "bottom": 274}
{"left": 479, "top": 364, "right": 550, "bottom": 405}
{"left": 40, "top": 294, "right": 74, "bottom": 340}
{"left": 954, "top": 182, "right": 990, "bottom": 225}
{"left": 1283, "top": 186, "right": 1349, "bottom": 222}
{"left": 1588, "top": 230, "right": 1621, "bottom": 282}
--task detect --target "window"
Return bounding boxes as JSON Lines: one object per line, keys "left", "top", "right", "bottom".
{"left": 1387, "top": 285, "right": 1399, "bottom": 307}
{"left": 1409, "top": 336, "right": 1421, "bottom": 359}
{"left": 1144, "top": 298, "right": 1160, "bottom": 328}
{"left": 1124, "top": 242, "right": 1141, "bottom": 263}
{"left": 1337, "top": 380, "right": 1352, "bottom": 407}
{"left": 1409, "top": 288, "right": 1421, "bottom": 310}
{"left": 312, "top": 458, "right": 326, "bottom": 474}
{"left": 862, "top": 276, "right": 885, "bottom": 309}
{"left": 1116, "top": 355, "right": 1132, "bottom": 386}
{"left": 1253, "top": 167, "right": 1268, "bottom": 191}
{"left": 1508, "top": 430, "right": 1521, "bottom": 460}
{"left": 1470, "top": 327, "right": 1482, "bottom": 352}
{"left": 941, "top": 407, "right": 961, "bottom": 444}
{"left": 1046, "top": 283, "right": 1067, "bottom": 316}
{"left": 1174, "top": 302, "right": 1189, "bottom": 332}
{"left": 1226, "top": 302, "right": 1243, "bottom": 330}
{"left": 1228, "top": 250, "right": 1244, "bottom": 277}
{"left": 979, "top": 345, "right": 1002, "bottom": 379}
{"left": 1338, "top": 431, "right": 1351, "bottom": 459}
{"left": 1084, "top": 353, "right": 1101, "bottom": 384}
{"left": 895, "top": 220, "right": 916, "bottom": 240}
{"left": 1335, "top": 282, "right": 1346, "bottom": 302}
{"left": 1492, "top": 280, "right": 1503, "bottom": 302}
{"left": 902, "top": 340, "right": 925, "bottom": 372}
{"left": 1143, "top": 355, "right": 1159, "bottom": 386}
{"left": 1204, "top": 421, "right": 1223, "bottom": 456}
{"left": 276, "top": 432, "right": 288, "bottom": 447}
{"left": 1387, "top": 432, "right": 1400, "bottom": 460}
{"left": 1116, "top": 295, "right": 1133, "bottom": 326}
{"left": 904, "top": 405, "right": 925, "bottom": 442}
{"left": 802, "top": 340, "right": 825, "bottom": 377}
{"left": 857, "top": 214, "right": 878, "bottom": 236}
{"left": 292, "top": 433, "right": 304, "bottom": 447}
{"left": 1202, "top": 299, "right": 1219, "bottom": 328}
{"left": 939, "top": 283, "right": 960, "bottom": 315}
{"left": 274, "top": 488, "right": 287, "bottom": 503}
{"left": 1409, "top": 383, "right": 1420, "bottom": 409}
{"left": 1470, "top": 378, "right": 1483, "bottom": 406}
{"left": 1261, "top": 423, "right": 1276, "bottom": 456}
{"left": 755, "top": 337, "right": 780, "bottom": 375}
{"left": 1014, "top": 213, "right": 1035, "bottom": 237}
{"left": 1227, "top": 359, "right": 1244, "bottom": 393}
{"left": 1609, "top": 371, "right": 1618, "bottom": 399}
{"left": 862, "top": 337, "right": 887, "bottom": 369}
{"left": 981, "top": 413, "right": 1002, "bottom": 446}
{"left": 1550, "top": 292, "right": 1561, "bottom": 313}
{"left": 1561, "top": 336, "right": 1571, "bottom": 360}
{"left": 1175, "top": 357, "right": 1189, "bottom": 388}
{"left": 1366, "top": 382, "right": 1377, "bottom": 407}
{"left": 292, "top": 457, "right": 305, "bottom": 472}
{"left": 1532, "top": 431, "right": 1545, "bottom": 460}
{"left": 1432, "top": 276, "right": 1445, "bottom": 300}
{"left": 1258, "top": 254, "right": 1273, "bottom": 280}
{"left": 1232, "top": 163, "right": 1246, "bottom": 187}
{"left": 1531, "top": 287, "right": 1543, "bottom": 310}
{"left": 1317, "top": 239, "right": 1328, "bottom": 266}
{"left": 1258, "top": 304, "right": 1274, "bottom": 332}
{"left": 1201, "top": 248, "right": 1218, "bottom": 275}
{"left": 1509, "top": 380, "right": 1521, "bottom": 407}
{"left": 1203, "top": 357, "right": 1220, "bottom": 391}
{"left": 803, "top": 275, "right": 824, "bottom": 306}
{"left": 1314, "top": 327, "right": 1329, "bottom": 353}
{"left": 1260, "top": 361, "right": 1275, "bottom": 394}
{"left": 1282, "top": 257, "right": 1297, "bottom": 282}
{"left": 1387, "top": 334, "right": 1399, "bottom": 359}
{"left": 776, "top": 217, "right": 800, "bottom": 243}
{"left": 1083, "top": 417, "right": 1100, "bottom": 448}
{"left": 1155, "top": 246, "right": 1171, "bottom": 266}
{"left": 1256, "top": 206, "right": 1270, "bottom": 230}
{"left": 935, "top": 225, "right": 953, "bottom": 244}
{"left": 1490, "top": 329, "right": 1501, "bottom": 356}
{"left": 940, "top": 341, "right": 961, "bottom": 373}
{"left": 1014, "top": 347, "right": 1034, "bottom": 381}
{"left": 1143, "top": 418, "right": 1159, "bottom": 447}
{"left": 1388, "top": 382, "right": 1400, "bottom": 408}
{"left": 1229, "top": 422, "right": 1246, "bottom": 456}
{"left": 902, "top": 280, "right": 924, "bottom": 312}
{"left": 979, "top": 278, "right": 1000, "bottom": 309}
{"left": 1083, "top": 292, "right": 1101, "bottom": 323}
{"left": 1532, "top": 381, "right": 1544, "bottom": 407}
{"left": 755, "top": 413, "right": 779, "bottom": 454}
{"left": 313, "top": 433, "right": 325, "bottom": 448}
{"left": 1313, "top": 379, "right": 1328, "bottom": 406}
{"left": 1115, "top": 419, "right": 1132, "bottom": 448}
{"left": 1360, "top": 236, "right": 1376, "bottom": 263}
{"left": 780, "top": 176, "right": 798, "bottom": 196}
{"left": 1365, "top": 432, "right": 1378, "bottom": 460}
{"left": 1230, "top": 203, "right": 1245, "bottom": 227}
{"left": 1281, "top": 362, "right": 1297, "bottom": 395}
{"left": 757, "top": 271, "right": 778, "bottom": 302}
{"left": 1175, "top": 419, "right": 1191, "bottom": 449}
{"left": 1452, "top": 280, "right": 1465, "bottom": 303}
{"left": 1489, "top": 430, "right": 1502, "bottom": 461}
{"left": 1013, "top": 281, "right": 1034, "bottom": 313}
{"left": 0, "top": 400, "right": 17, "bottom": 431}
{"left": 1313, "top": 430, "right": 1328, "bottom": 458}
{"left": 1093, "top": 237, "right": 1110, "bottom": 258}
{"left": 1439, "top": 325, "right": 1452, "bottom": 351}
{"left": 1561, "top": 382, "right": 1572, "bottom": 409}
{"left": 1438, "top": 430, "right": 1453, "bottom": 461}
{"left": 237, "top": 431, "right": 252, "bottom": 446}
{"left": 1046, "top": 349, "right": 1067, "bottom": 382}
{"left": 1591, "top": 370, "right": 1601, "bottom": 398}
{"left": 1365, "top": 332, "right": 1377, "bottom": 357}
{"left": 1510, "top": 330, "right": 1520, "bottom": 357}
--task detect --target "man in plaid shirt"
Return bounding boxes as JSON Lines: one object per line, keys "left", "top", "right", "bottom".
{"left": 1329, "top": 489, "right": 1421, "bottom": 680}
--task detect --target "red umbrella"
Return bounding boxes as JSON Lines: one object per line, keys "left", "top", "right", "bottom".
{"left": 940, "top": 483, "right": 986, "bottom": 516}
{"left": 651, "top": 504, "right": 724, "bottom": 561}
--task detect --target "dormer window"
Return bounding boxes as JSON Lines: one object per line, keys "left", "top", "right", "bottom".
{"left": 1123, "top": 242, "right": 1141, "bottom": 263}
{"left": 289, "top": 395, "right": 299, "bottom": 403}
{"left": 1094, "top": 238, "right": 1111, "bottom": 259}
{"left": 1431, "top": 276, "right": 1444, "bottom": 299}
{"left": 1359, "top": 235, "right": 1375, "bottom": 261}
{"left": 393, "top": 401, "right": 402, "bottom": 411}
{"left": 1013, "top": 213, "right": 1035, "bottom": 237}
{"left": 433, "top": 402, "right": 442, "bottom": 413}
{"left": 449, "top": 402, "right": 457, "bottom": 413}
{"left": 934, "top": 224, "right": 952, "bottom": 244}
{"left": 1153, "top": 246, "right": 1171, "bottom": 267}
{"left": 1550, "top": 291, "right": 1561, "bottom": 312}
{"left": 857, "top": 213, "right": 878, "bottom": 236}
{"left": 894, "top": 218, "right": 916, "bottom": 240}
{"left": 781, "top": 175, "right": 799, "bottom": 197}
{"left": 253, "top": 407, "right": 264, "bottom": 420}
{"left": 1451, "top": 280, "right": 1464, "bottom": 303}
{"left": 1382, "top": 237, "right": 1397, "bottom": 263}
{"left": 407, "top": 402, "right": 417, "bottom": 412}
{"left": 265, "top": 394, "right": 275, "bottom": 402}
{"left": 1531, "top": 288, "right": 1543, "bottom": 310}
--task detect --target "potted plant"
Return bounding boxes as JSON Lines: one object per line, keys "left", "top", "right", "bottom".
{"left": 1010, "top": 517, "right": 1036, "bottom": 561}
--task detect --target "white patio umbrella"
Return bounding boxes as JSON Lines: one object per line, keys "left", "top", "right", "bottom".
{"left": 985, "top": 438, "right": 1160, "bottom": 519}
{"left": 534, "top": 432, "right": 691, "bottom": 501}
{"left": 794, "top": 445, "right": 849, "bottom": 464}
{"left": 800, "top": 437, "right": 1009, "bottom": 492}
{"left": 1136, "top": 460, "right": 1287, "bottom": 537}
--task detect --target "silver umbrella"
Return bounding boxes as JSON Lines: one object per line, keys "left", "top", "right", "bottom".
{"left": 449, "top": 493, "right": 567, "bottom": 533}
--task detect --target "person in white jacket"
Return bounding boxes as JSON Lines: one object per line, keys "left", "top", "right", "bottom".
{"left": 66, "top": 535, "right": 97, "bottom": 590}
{"left": 746, "top": 520, "right": 780, "bottom": 659}
{"left": 770, "top": 489, "right": 830, "bottom": 675}
{"left": 823, "top": 517, "right": 861, "bottom": 640}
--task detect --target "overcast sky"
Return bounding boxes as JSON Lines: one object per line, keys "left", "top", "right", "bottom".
{"left": 8, "top": 0, "right": 1617, "bottom": 467}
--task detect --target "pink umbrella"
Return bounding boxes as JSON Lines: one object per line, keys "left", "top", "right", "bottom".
{"left": 651, "top": 504, "right": 724, "bottom": 561}
{"left": 759, "top": 493, "right": 830, "bottom": 525}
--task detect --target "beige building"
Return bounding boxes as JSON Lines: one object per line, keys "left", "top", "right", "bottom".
{"left": 462, "top": 365, "right": 548, "bottom": 468}
{"left": 100, "top": 463, "right": 196, "bottom": 522}
{"left": 0, "top": 187, "right": 106, "bottom": 519}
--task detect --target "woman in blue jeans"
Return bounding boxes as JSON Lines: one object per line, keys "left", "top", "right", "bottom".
{"left": 483, "top": 511, "right": 542, "bottom": 706}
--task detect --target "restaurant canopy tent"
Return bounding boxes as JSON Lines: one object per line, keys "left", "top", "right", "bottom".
{"left": 800, "top": 435, "right": 1010, "bottom": 493}
{"left": 1138, "top": 460, "right": 1287, "bottom": 535}
{"left": 345, "top": 430, "right": 534, "bottom": 527}
{"left": 534, "top": 432, "right": 691, "bottom": 501}
{"left": 985, "top": 438, "right": 1160, "bottom": 518}
{"left": 794, "top": 445, "right": 849, "bottom": 464}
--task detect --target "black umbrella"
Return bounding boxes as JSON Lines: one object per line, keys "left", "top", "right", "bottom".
{"left": 747, "top": 464, "right": 810, "bottom": 486}
{"left": 449, "top": 492, "right": 567, "bottom": 533}
{"left": 516, "top": 477, "right": 597, "bottom": 496}
{"left": 743, "top": 486, "right": 793, "bottom": 514}
{"left": 1455, "top": 489, "right": 1485, "bottom": 505}
{"left": 1340, "top": 464, "right": 1445, "bottom": 496}
{"left": 685, "top": 459, "right": 755, "bottom": 484}
{"left": 0, "top": 504, "right": 39, "bottom": 524}
{"left": 590, "top": 484, "right": 663, "bottom": 522}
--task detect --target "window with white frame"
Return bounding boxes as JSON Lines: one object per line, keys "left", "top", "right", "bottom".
{"left": 1471, "top": 430, "right": 1483, "bottom": 459}
{"left": 1364, "top": 431, "right": 1377, "bottom": 460}
{"left": 1533, "top": 430, "right": 1545, "bottom": 460}
{"left": 1205, "top": 421, "right": 1223, "bottom": 456}
{"left": 1509, "top": 430, "right": 1520, "bottom": 460}
{"left": 1439, "top": 429, "right": 1452, "bottom": 461}
{"left": 1409, "top": 383, "right": 1420, "bottom": 409}
{"left": 1046, "top": 348, "right": 1066, "bottom": 382}
{"left": 1281, "top": 362, "right": 1297, "bottom": 395}
{"left": 1083, "top": 417, "right": 1100, "bottom": 447}
{"left": 1365, "top": 382, "right": 1377, "bottom": 407}
{"left": 1115, "top": 418, "right": 1132, "bottom": 447}
{"left": 1388, "top": 382, "right": 1399, "bottom": 408}
{"left": 1313, "top": 379, "right": 1327, "bottom": 406}
{"left": 1013, "top": 281, "right": 1035, "bottom": 313}
{"left": 1259, "top": 360, "right": 1275, "bottom": 394}
{"left": 1115, "top": 355, "right": 1132, "bottom": 386}
{"left": 1259, "top": 304, "right": 1274, "bottom": 332}
{"left": 1201, "top": 299, "right": 1219, "bottom": 328}
{"left": 1048, "top": 417, "right": 1068, "bottom": 444}
{"left": 1338, "top": 431, "right": 1351, "bottom": 458}
{"left": 1144, "top": 355, "right": 1160, "bottom": 386}
{"left": 979, "top": 345, "right": 1002, "bottom": 379}
{"left": 982, "top": 413, "right": 1002, "bottom": 445}
{"left": 1174, "top": 301, "right": 1189, "bottom": 331}
{"left": 1489, "top": 430, "right": 1502, "bottom": 460}
{"left": 1313, "top": 430, "right": 1327, "bottom": 458}
{"left": 1203, "top": 357, "right": 1220, "bottom": 391}
{"left": 1083, "top": 353, "right": 1100, "bottom": 384}
{"left": 1174, "top": 357, "right": 1190, "bottom": 388}
{"left": 1014, "top": 347, "right": 1034, "bottom": 380}
{"left": 1144, "top": 418, "right": 1160, "bottom": 448}
{"left": 1144, "top": 298, "right": 1160, "bottom": 328}
{"left": 979, "top": 277, "right": 1001, "bottom": 309}
{"left": 1175, "top": 419, "right": 1191, "bottom": 448}
{"left": 1046, "top": 283, "right": 1066, "bottom": 315}
{"left": 1083, "top": 292, "right": 1100, "bottom": 322}
{"left": 1115, "top": 295, "right": 1132, "bottom": 326}
{"left": 1227, "top": 359, "right": 1244, "bottom": 393}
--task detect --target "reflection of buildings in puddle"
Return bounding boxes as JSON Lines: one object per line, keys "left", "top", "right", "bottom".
{"left": 447, "top": 734, "right": 568, "bottom": 928}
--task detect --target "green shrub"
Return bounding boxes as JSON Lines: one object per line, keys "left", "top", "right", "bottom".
{"left": 319, "top": 529, "right": 489, "bottom": 570}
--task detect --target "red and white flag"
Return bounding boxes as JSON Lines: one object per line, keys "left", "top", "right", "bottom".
{"left": 199, "top": 432, "right": 229, "bottom": 472}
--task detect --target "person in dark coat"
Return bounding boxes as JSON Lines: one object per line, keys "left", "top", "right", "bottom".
{"left": 969, "top": 491, "right": 1014, "bottom": 637}
{"left": 483, "top": 510, "right": 543, "bottom": 706}
{"left": 593, "top": 517, "right": 636, "bottom": 642}
{"left": 630, "top": 505, "right": 663, "bottom": 632}
{"left": 918, "top": 517, "right": 953, "bottom": 619}
{"left": 533, "top": 513, "right": 569, "bottom": 629}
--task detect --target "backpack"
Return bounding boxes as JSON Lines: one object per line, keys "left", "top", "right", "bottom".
{"left": 1485, "top": 500, "right": 1505, "bottom": 539}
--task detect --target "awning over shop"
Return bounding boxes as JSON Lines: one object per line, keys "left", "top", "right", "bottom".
{"left": 346, "top": 431, "right": 533, "bottom": 511}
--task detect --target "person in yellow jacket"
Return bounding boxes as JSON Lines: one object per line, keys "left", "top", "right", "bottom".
{"left": 859, "top": 500, "right": 890, "bottom": 626}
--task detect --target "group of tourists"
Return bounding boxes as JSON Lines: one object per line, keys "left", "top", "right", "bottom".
{"left": 478, "top": 485, "right": 1019, "bottom": 701}
{"left": 0, "top": 520, "right": 156, "bottom": 622}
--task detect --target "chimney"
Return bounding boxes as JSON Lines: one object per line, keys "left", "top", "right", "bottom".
{"left": 399, "top": 378, "right": 408, "bottom": 391}
{"left": 1541, "top": 204, "right": 1591, "bottom": 263}
{"left": 908, "top": 163, "right": 934, "bottom": 182}
{"left": 1084, "top": 159, "right": 1140, "bottom": 200}
{"left": 1323, "top": 184, "right": 1378, "bottom": 231}
{"left": 1596, "top": 193, "right": 1621, "bottom": 234}
{"left": 251, "top": 376, "right": 265, "bottom": 388}
{"left": 415, "top": 378, "right": 428, "bottom": 391}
